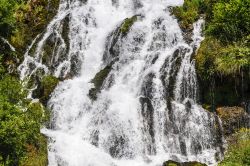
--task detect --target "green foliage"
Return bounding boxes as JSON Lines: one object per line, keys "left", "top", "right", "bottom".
{"left": 0, "top": 76, "right": 27, "bottom": 104}
{"left": 0, "top": 73, "right": 49, "bottom": 165}
{"left": 11, "top": 0, "right": 60, "bottom": 52}
{"left": 20, "top": 135, "right": 48, "bottom": 166}
{"left": 32, "top": 75, "right": 59, "bottom": 104}
{"left": 196, "top": 37, "right": 250, "bottom": 77}
{"left": 195, "top": 37, "right": 222, "bottom": 80}
{"left": 41, "top": 75, "right": 59, "bottom": 100}
{"left": 219, "top": 128, "right": 250, "bottom": 166}
{"left": 207, "top": 0, "right": 250, "bottom": 43}
{"left": 0, "top": 56, "right": 5, "bottom": 76}
{"left": 0, "top": 0, "right": 17, "bottom": 37}
{"left": 0, "top": 0, "right": 60, "bottom": 165}
{"left": 216, "top": 45, "right": 250, "bottom": 75}
{"left": 172, "top": 0, "right": 203, "bottom": 29}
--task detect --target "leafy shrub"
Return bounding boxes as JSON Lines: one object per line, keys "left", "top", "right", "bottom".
{"left": 0, "top": 74, "right": 49, "bottom": 165}
{"left": 0, "top": 0, "right": 17, "bottom": 37}
{"left": 219, "top": 128, "right": 250, "bottom": 166}
{"left": 207, "top": 0, "right": 250, "bottom": 43}
{"left": 195, "top": 37, "right": 222, "bottom": 80}
{"left": 216, "top": 45, "right": 250, "bottom": 75}
{"left": 32, "top": 75, "right": 59, "bottom": 104}
{"left": 11, "top": 0, "right": 60, "bottom": 52}
{"left": 172, "top": 0, "right": 203, "bottom": 29}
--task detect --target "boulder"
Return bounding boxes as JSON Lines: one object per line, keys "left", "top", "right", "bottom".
{"left": 217, "top": 107, "right": 250, "bottom": 135}
{"left": 163, "top": 160, "right": 207, "bottom": 166}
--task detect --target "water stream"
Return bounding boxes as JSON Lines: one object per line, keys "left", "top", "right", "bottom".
{"left": 19, "top": 0, "right": 224, "bottom": 165}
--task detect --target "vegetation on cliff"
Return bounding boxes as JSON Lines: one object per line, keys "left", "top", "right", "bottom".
{"left": 0, "top": 64, "right": 49, "bottom": 165}
{"left": 219, "top": 128, "right": 250, "bottom": 166}
{"left": 0, "top": 0, "right": 249, "bottom": 165}
{"left": 0, "top": 0, "right": 59, "bottom": 165}
{"left": 173, "top": 0, "right": 250, "bottom": 164}
{"left": 173, "top": 0, "right": 250, "bottom": 110}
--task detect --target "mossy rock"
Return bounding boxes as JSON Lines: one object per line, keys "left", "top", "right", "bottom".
{"left": 32, "top": 75, "right": 59, "bottom": 104}
{"left": 217, "top": 107, "right": 250, "bottom": 135}
{"left": 163, "top": 160, "right": 207, "bottom": 166}
{"left": 89, "top": 65, "right": 112, "bottom": 100}
{"left": 120, "top": 16, "right": 137, "bottom": 35}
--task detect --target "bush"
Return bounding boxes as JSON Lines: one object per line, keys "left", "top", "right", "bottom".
{"left": 0, "top": 74, "right": 48, "bottom": 165}
{"left": 219, "top": 128, "right": 250, "bottom": 166}
{"left": 195, "top": 37, "right": 222, "bottom": 80}
{"left": 32, "top": 75, "right": 59, "bottom": 104}
{"left": 172, "top": 0, "right": 203, "bottom": 29}
{"left": 207, "top": 0, "right": 250, "bottom": 43}
{"left": 216, "top": 45, "right": 250, "bottom": 75}
{"left": 0, "top": 0, "right": 17, "bottom": 37}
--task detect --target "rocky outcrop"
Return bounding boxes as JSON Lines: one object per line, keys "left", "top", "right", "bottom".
{"left": 217, "top": 107, "right": 250, "bottom": 135}
{"left": 163, "top": 160, "right": 207, "bottom": 166}
{"left": 89, "top": 16, "right": 139, "bottom": 100}
{"left": 32, "top": 75, "right": 59, "bottom": 105}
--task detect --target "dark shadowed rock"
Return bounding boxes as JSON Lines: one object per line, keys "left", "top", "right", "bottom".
{"left": 163, "top": 160, "right": 207, "bottom": 166}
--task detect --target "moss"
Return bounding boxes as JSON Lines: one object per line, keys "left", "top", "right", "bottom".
{"left": 219, "top": 128, "right": 250, "bottom": 166}
{"left": 196, "top": 37, "right": 250, "bottom": 108}
{"left": 89, "top": 65, "right": 112, "bottom": 100}
{"left": 172, "top": 0, "right": 203, "bottom": 30}
{"left": 163, "top": 160, "right": 207, "bottom": 166}
{"left": 40, "top": 75, "right": 59, "bottom": 103}
{"left": 11, "top": 0, "right": 60, "bottom": 54}
{"left": 195, "top": 37, "right": 221, "bottom": 80}
{"left": 120, "top": 16, "right": 137, "bottom": 35}
{"left": 215, "top": 46, "right": 250, "bottom": 76}
{"left": 32, "top": 75, "right": 59, "bottom": 104}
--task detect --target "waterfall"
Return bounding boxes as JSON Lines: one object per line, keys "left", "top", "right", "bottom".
{"left": 19, "top": 0, "right": 224, "bottom": 165}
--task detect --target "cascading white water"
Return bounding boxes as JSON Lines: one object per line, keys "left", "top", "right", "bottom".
{"left": 19, "top": 0, "right": 225, "bottom": 165}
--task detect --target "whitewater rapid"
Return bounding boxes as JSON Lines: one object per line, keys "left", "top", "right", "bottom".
{"left": 19, "top": 0, "right": 224, "bottom": 165}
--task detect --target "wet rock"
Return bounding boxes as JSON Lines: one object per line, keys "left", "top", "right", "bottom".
{"left": 139, "top": 97, "right": 156, "bottom": 155}
{"left": 217, "top": 107, "right": 250, "bottom": 135}
{"left": 181, "top": 24, "right": 194, "bottom": 44}
{"left": 32, "top": 75, "right": 59, "bottom": 105}
{"left": 163, "top": 160, "right": 207, "bottom": 166}
{"left": 88, "top": 65, "right": 112, "bottom": 100}
{"left": 103, "top": 15, "right": 139, "bottom": 66}
{"left": 120, "top": 16, "right": 138, "bottom": 36}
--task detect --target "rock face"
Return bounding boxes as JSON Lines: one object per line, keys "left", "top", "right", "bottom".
{"left": 163, "top": 160, "right": 207, "bottom": 166}
{"left": 32, "top": 75, "right": 59, "bottom": 105}
{"left": 217, "top": 107, "right": 250, "bottom": 135}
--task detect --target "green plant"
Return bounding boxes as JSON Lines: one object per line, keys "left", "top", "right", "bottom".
{"left": 0, "top": 0, "right": 17, "bottom": 37}
{"left": 172, "top": 0, "right": 203, "bottom": 29}
{"left": 207, "top": 0, "right": 250, "bottom": 43}
{"left": 0, "top": 75, "right": 49, "bottom": 165}
{"left": 216, "top": 46, "right": 250, "bottom": 75}
{"left": 195, "top": 37, "right": 222, "bottom": 80}
{"left": 219, "top": 129, "right": 250, "bottom": 165}
{"left": 32, "top": 75, "right": 59, "bottom": 104}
